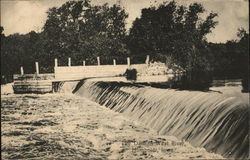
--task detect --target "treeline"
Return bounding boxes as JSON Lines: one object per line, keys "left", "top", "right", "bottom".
{"left": 208, "top": 30, "right": 249, "bottom": 79}
{"left": 1, "top": 0, "right": 249, "bottom": 85}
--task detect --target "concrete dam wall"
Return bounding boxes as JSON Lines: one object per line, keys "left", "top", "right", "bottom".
{"left": 60, "top": 79, "right": 249, "bottom": 159}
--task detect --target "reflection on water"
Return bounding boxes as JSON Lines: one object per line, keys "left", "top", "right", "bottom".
{"left": 1, "top": 93, "right": 223, "bottom": 159}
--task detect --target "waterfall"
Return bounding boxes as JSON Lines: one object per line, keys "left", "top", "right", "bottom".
{"left": 63, "top": 80, "right": 249, "bottom": 159}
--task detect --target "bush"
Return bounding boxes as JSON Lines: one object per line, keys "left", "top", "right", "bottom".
{"left": 168, "top": 70, "right": 212, "bottom": 91}
{"left": 241, "top": 73, "right": 249, "bottom": 93}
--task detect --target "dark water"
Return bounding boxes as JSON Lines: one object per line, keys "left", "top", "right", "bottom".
{"left": 73, "top": 80, "right": 249, "bottom": 159}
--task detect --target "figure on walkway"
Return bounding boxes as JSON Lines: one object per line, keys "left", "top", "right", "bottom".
{"left": 124, "top": 67, "right": 137, "bottom": 81}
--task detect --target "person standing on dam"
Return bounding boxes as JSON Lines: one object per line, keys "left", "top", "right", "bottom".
{"left": 124, "top": 67, "right": 137, "bottom": 81}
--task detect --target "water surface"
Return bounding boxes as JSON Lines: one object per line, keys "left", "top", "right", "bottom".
{"left": 1, "top": 93, "right": 223, "bottom": 159}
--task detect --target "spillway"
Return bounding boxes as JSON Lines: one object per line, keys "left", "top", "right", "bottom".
{"left": 61, "top": 79, "right": 249, "bottom": 159}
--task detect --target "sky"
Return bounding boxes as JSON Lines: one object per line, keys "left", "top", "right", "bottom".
{"left": 0, "top": 0, "right": 249, "bottom": 43}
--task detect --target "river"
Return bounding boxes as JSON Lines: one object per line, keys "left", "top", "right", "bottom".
{"left": 1, "top": 92, "right": 223, "bottom": 159}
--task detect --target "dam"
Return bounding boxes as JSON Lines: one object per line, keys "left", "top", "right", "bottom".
{"left": 1, "top": 77, "right": 248, "bottom": 159}
{"left": 59, "top": 78, "right": 249, "bottom": 159}
{"left": 2, "top": 57, "right": 249, "bottom": 159}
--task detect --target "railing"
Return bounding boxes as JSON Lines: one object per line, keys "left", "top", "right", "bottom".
{"left": 15, "top": 56, "right": 150, "bottom": 81}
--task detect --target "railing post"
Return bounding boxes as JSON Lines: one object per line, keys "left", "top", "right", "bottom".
{"left": 68, "top": 57, "right": 71, "bottom": 66}
{"left": 127, "top": 57, "right": 130, "bottom": 66}
{"left": 113, "top": 59, "right": 116, "bottom": 66}
{"left": 145, "top": 55, "right": 150, "bottom": 65}
{"left": 20, "top": 66, "right": 24, "bottom": 75}
{"left": 55, "top": 58, "right": 58, "bottom": 67}
{"left": 97, "top": 56, "right": 100, "bottom": 66}
{"left": 83, "top": 60, "right": 86, "bottom": 66}
{"left": 35, "top": 62, "right": 39, "bottom": 75}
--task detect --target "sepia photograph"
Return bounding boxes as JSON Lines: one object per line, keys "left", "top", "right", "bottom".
{"left": 1, "top": 0, "right": 249, "bottom": 159}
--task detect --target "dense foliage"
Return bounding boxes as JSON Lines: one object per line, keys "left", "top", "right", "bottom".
{"left": 208, "top": 28, "right": 249, "bottom": 79}
{"left": 1, "top": 0, "right": 249, "bottom": 89}
{"left": 127, "top": 1, "right": 248, "bottom": 90}
{"left": 128, "top": 1, "right": 218, "bottom": 71}
{"left": 43, "top": 0, "right": 129, "bottom": 68}
{"left": 1, "top": 30, "right": 44, "bottom": 83}
{"left": 1, "top": 0, "right": 129, "bottom": 82}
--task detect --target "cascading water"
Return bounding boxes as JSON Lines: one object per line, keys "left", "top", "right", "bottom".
{"left": 64, "top": 80, "right": 249, "bottom": 159}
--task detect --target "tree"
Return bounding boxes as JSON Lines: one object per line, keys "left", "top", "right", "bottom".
{"left": 1, "top": 28, "right": 47, "bottom": 84}
{"left": 1, "top": 1, "right": 130, "bottom": 83}
{"left": 236, "top": 28, "right": 249, "bottom": 92}
{"left": 128, "top": 1, "right": 218, "bottom": 73}
{"left": 43, "top": 0, "right": 129, "bottom": 66}
{"left": 0, "top": 26, "right": 4, "bottom": 38}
